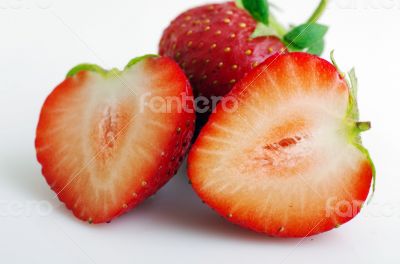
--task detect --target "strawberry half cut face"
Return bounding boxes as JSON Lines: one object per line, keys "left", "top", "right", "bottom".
{"left": 36, "top": 56, "right": 195, "bottom": 223}
{"left": 188, "top": 52, "right": 374, "bottom": 237}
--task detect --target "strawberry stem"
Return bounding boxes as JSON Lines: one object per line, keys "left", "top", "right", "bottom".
{"left": 307, "top": 0, "right": 329, "bottom": 23}
{"left": 269, "top": 14, "right": 287, "bottom": 37}
{"left": 356, "top": 122, "right": 371, "bottom": 132}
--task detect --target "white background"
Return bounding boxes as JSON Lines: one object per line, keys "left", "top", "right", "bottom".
{"left": 1, "top": 0, "right": 399, "bottom": 263}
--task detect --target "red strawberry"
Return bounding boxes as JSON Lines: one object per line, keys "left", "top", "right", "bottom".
{"left": 159, "top": 1, "right": 329, "bottom": 109}
{"left": 188, "top": 52, "right": 375, "bottom": 237}
{"left": 36, "top": 56, "right": 195, "bottom": 224}
{"left": 160, "top": 2, "right": 285, "bottom": 99}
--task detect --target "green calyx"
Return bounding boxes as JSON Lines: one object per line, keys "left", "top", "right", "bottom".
{"left": 241, "top": 0, "right": 270, "bottom": 25}
{"left": 66, "top": 64, "right": 108, "bottom": 78}
{"left": 124, "top": 54, "right": 158, "bottom": 69}
{"left": 284, "top": 23, "right": 328, "bottom": 55}
{"left": 236, "top": 0, "right": 329, "bottom": 56}
{"left": 330, "top": 50, "right": 346, "bottom": 78}
{"left": 66, "top": 54, "right": 158, "bottom": 78}
{"left": 330, "top": 51, "right": 376, "bottom": 201}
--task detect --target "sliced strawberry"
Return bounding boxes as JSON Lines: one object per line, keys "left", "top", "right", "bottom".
{"left": 188, "top": 52, "right": 374, "bottom": 237}
{"left": 36, "top": 56, "right": 195, "bottom": 224}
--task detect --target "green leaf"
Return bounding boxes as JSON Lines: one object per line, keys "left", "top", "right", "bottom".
{"left": 242, "top": 0, "right": 269, "bottom": 25}
{"left": 284, "top": 23, "right": 328, "bottom": 50}
{"left": 286, "top": 44, "right": 303, "bottom": 52}
{"left": 306, "top": 39, "right": 324, "bottom": 56}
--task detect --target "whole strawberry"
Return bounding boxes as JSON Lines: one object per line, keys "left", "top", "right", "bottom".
{"left": 160, "top": 0, "right": 329, "bottom": 110}
{"left": 160, "top": 2, "right": 284, "bottom": 99}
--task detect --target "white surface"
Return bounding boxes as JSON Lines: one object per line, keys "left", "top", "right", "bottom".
{"left": 1, "top": 0, "right": 399, "bottom": 263}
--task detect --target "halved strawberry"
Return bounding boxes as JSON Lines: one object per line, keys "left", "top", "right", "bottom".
{"left": 36, "top": 56, "right": 195, "bottom": 224}
{"left": 188, "top": 52, "right": 374, "bottom": 237}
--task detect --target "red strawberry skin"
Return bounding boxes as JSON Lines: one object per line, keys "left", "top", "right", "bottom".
{"left": 159, "top": 2, "right": 286, "bottom": 99}
{"left": 188, "top": 53, "right": 374, "bottom": 237}
{"left": 36, "top": 56, "right": 195, "bottom": 224}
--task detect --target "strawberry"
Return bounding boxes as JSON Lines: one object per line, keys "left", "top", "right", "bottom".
{"left": 159, "top": 0, "right": 329, "bottom": 113}
{"left": 188, "top": 52, "right": 375, "bottom": 237}
{"left": 35, "top": 55, "right": 195, "bottom": 224}
{"left": 160, "top": 2, "right": 284, "bottom": 99}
